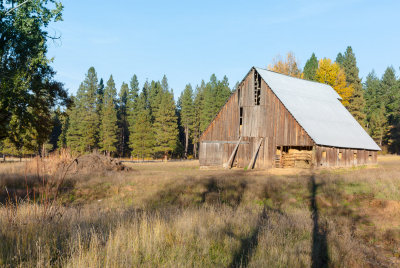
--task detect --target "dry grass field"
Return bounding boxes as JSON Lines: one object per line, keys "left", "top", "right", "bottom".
{"left": 1, "top": 155, "right": 400, "bottom": 267}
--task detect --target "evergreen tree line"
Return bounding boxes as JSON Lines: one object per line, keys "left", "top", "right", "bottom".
{"left": 54, "top": 67, "right": 231, "bottom": 159}
{"left": 272, "top": 47, "right": 400, "bottom": 153}
{"left": 2, "top": 46, "right": 399, "bottom": 157}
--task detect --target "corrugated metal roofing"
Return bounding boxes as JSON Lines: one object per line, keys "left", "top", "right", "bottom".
{"left": 255, "top": 67, "right": 381, "bottom": 151}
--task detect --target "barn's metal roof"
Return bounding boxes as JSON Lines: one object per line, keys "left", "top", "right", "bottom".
{"left": 255, "top": 67, "right": 381, "bottom": 151}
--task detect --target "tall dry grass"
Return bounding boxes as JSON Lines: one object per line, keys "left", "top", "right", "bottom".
{"left": 0, "top": 155, "right": 399, "bottom": 267}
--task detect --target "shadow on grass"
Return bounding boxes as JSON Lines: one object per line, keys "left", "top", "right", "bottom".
{"left": 310, "top": 175, "right": 329, "bottom": 268}
{"left": 228, "top": 206, "right": 268, "bottom": 268}
{"left": 146, "top": 176, "right": 248, "bottom": 210}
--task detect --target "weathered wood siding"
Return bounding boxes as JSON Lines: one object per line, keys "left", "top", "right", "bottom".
{"left": 314, "top": 145, "right": 378, "bottom": 167}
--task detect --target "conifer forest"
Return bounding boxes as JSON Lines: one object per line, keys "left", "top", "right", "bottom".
{"left": 2, "top": 49, "right": 400, "bottom": 158}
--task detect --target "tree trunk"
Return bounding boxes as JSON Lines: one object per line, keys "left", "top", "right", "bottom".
{"left": 193, "top": 143, "right": 197, "bottom": 159}
{"left": 121, "top": 129, "right": 124, "bottom": 157}
{"left": 38, "top": 144, "right": 42, "bottom": 158}
{"left": 185, "top": 126, "right": 189, "bottom": 158}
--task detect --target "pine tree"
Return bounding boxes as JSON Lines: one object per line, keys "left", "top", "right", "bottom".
{"left": 192, "top": 82, "right": 205, "bottom": 158}
{"left": 179, "top": 84, "right": 194, "bottom": 158}
{"left": 99, "top": 75, "right": 118, "bottom": 156}
{"left": 369, "top": 104, "right": 388, "bottom": 146}
{"left": 118, "top": 82, "right": 130, "bottom": 156}
{"left": 364, "top": 71, "right": 383, "bottom": 133}
{"left": 65, "top": 67, "right": 101, "bottom": 153}
{"left": 153, "top": 90, "right": 179, "bottom": 160}
{"left": 97, "top": 78, "right": 105, "bottom": 113}
{"left": 303, "top": 53, "right": 318, "bottom": 81}
{"left": 81, "top": 67, "right": 100, "bottom": 151}
{"left": 215, "top": 75, "right": 231, "bottom": 111}
{"left": 201, "top": 76, "right": 217, "bottom": 132}
{"left": 66, "top": 95, "right": 84, "bottom": 152}
{"left": 49, "top": 108, "right": 62, "bottom": 151}
{"left": 335, "top": 52, "right": 344, "bottom": 66}
{"left": 1, "top": 114, "right": 38, "bottom": 158}
{"left": 380, "top": 66, "right": 400, "bottom": 152}
{"left": 148, "top": 80, "right": 163, "bottom": 119}
{"left": 161, "top": 75, "right": 169, "bottom": 92}
{"left": 129, "top": 91, "right": 154, "bottom": 159}
{"left": 125, "top": 75, "right": 140, "bottom": 155}
{"left": 381, "top": 66, "right": 399, "bottom": 123}
{"left": 338, "top": 46, "right": 366, "bottom": 127}
{"left": 364, "top": 71, "right": 381, "bottom": 111}
{"left": 127, "top": 75, "right": 140, "bottom": 117}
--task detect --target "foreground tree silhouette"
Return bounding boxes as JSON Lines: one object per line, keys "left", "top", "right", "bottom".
{"left": 0, "top": 1, "right": 68, "bottom": 154}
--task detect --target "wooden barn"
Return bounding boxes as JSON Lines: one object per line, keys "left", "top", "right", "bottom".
{"left": 199, "top": 67, "right": 380, "bottom": 169}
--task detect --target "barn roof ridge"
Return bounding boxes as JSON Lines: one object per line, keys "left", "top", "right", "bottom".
{"left": 254, "top": 66, "right": 334, "bottom": 87}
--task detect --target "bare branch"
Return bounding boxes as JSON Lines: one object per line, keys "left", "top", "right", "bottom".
{"left": 5, "top": 0, "right": 30, "bottom": 15}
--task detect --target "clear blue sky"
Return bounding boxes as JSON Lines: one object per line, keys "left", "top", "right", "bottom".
{"left": 47, "top": 0, "right": 400, "bottom": 98}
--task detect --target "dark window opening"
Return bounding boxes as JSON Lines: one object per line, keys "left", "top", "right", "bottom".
{"left": 239, "top": 107, "right": 243, "bottom": 135}
{"left": 239, "top": 107, "right": 243, "bottom": 126}
{"left": 254, "top": 71, "right": 261, "bottom": 105}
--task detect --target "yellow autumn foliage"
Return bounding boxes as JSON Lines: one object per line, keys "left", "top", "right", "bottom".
{"left": 268, "top": 52, "right": 303, "bottom": 78}
{"left": 315, "top": 58, "right": 353, "bottom": 107}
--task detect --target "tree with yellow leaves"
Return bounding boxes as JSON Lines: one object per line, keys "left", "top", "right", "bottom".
{"left": 315, "top": 58, "right": 354, "bottom": 107}
{"left": 268, "top": 52, "right": 303, "bottom": 78}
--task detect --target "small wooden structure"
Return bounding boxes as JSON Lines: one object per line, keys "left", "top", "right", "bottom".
{"left": 199, "top": 67, "right": 380, "bottom": 169}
